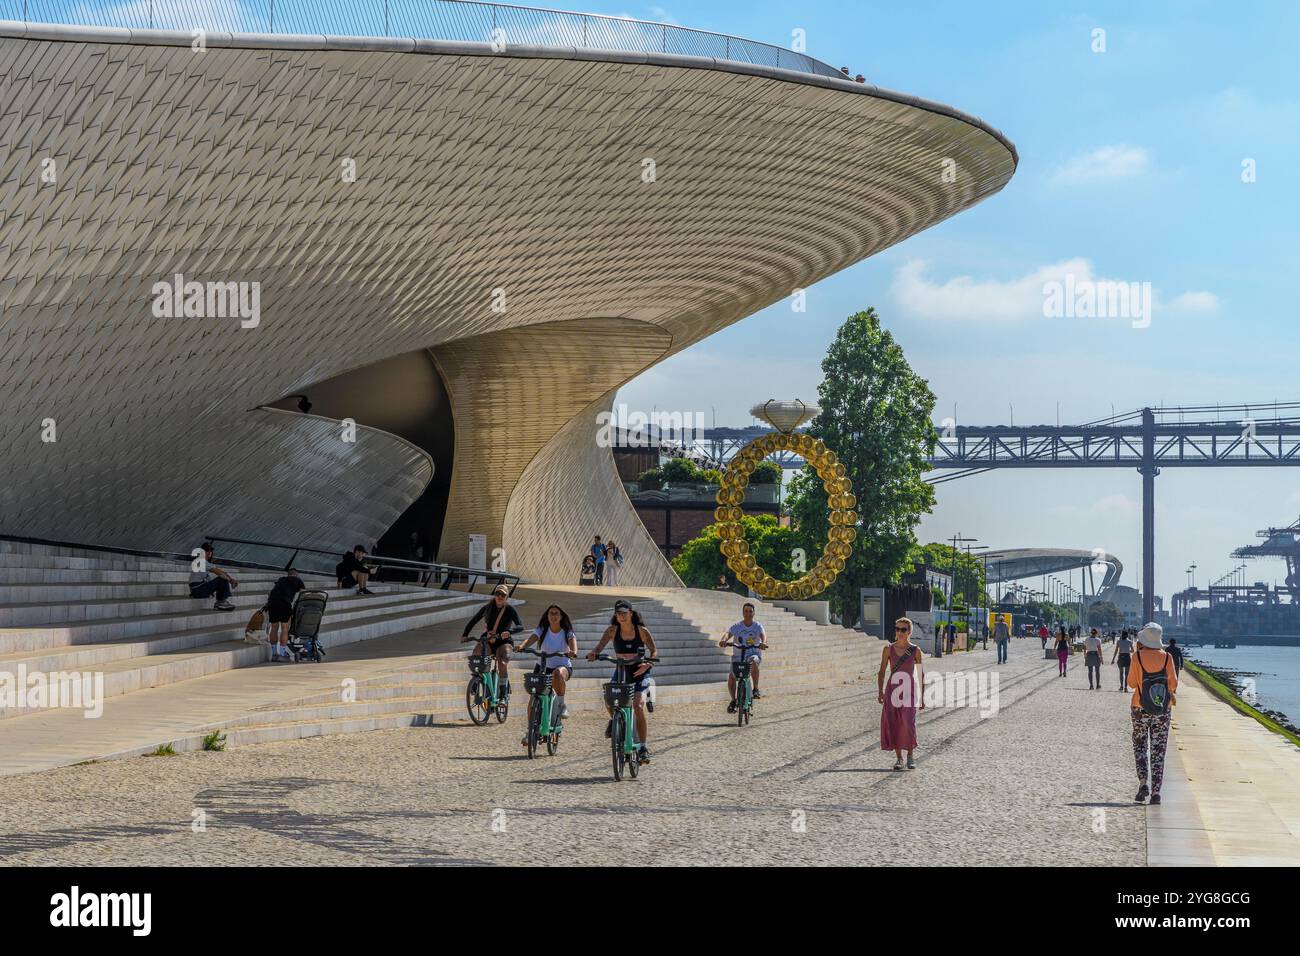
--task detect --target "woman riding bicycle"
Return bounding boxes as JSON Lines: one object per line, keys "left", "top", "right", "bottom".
{"left": 460, "top": 584, "right": 521, "bottom": 698}
{"left": 517, "top": 604, "right": 578, "bottom": 745}
{"left": 586, "top": 599, "right": 658, "bottom": 764}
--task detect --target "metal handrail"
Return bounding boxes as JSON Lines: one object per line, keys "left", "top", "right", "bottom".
{"left": 0, "top": 532, "right": 330, "bottom": 578}
{"left": 7, "top": 0, "right": 843, "bottom": 79}
{"left": 204, "top": 534, "right": 520, "bottom": 596}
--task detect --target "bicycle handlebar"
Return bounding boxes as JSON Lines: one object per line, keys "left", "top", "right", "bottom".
{"left": 593, "top": 653, "right": 660, "bottom": 663}
{"left": 520, "top": 647, "right": 572, "bottom": 661}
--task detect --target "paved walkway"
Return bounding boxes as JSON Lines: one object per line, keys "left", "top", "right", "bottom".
{"left": 0, "top": 641, "right": 1147, "bottom": 865}
{"left": 1151, "top": 673, "right": 1300, "bottom": 866}
{"left": 1, "top": 631, "right": 1296, "bottom": 864}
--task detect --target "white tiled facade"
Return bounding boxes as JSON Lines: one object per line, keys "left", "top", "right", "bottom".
{"left": 0, "top": 25, "right": 1016, "bottom": 583}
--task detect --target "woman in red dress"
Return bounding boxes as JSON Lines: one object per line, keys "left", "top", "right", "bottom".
{"left": 878, "top": 617, "right": 925, "bottom": 770}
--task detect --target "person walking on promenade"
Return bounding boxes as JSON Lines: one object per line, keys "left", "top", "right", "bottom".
{"left": 878, "top": 617, "right": 924, "bottom": 771}
{"left": 1111, "top": 629, "right": 1135, "bottom": 692}
{"left": 1054, "top": 624, "right": 1070, "bottom": 677}
{"left": 1165, "top": 637, "right": 1184, "bottom": 675}
{"left": 993, "top": 615, "right": 1010, "bottom": 664}
{"left": 944, "top": 620, "right": 956, "bottom": 655}
{"left": 1084, "top": 627, "right": 1104, "bottom": 689}
{"left": 1038, "top": 623, "right": 1049, "bottom": 651}
{"left": 1129, "top": 623, "right": 1178, "bottom": 804}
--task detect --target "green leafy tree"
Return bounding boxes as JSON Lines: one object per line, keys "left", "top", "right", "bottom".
{"left": 673, "top": 514, "right": 799, "bottom": 591}
{"left": 749, "top": 460, "right": 783, "bottom": 485}
{"left": 1087, "top": 601, "right": 1124, "bottom": 629}
{"left": 913, "top": 542, "right": 987, "bottom": 608}
{"left": 786, "top": 309, "right": 938, "bottom": 625}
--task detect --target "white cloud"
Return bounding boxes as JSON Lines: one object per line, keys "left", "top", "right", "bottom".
{"left": 891, "top": 257, "right": 1090, "bottom": 321}
{"left": 892, "top": 258, "right": 1217, "bottom": 323}
{"left": 1049, "top": 145, "right": 1151, "bottom": 185}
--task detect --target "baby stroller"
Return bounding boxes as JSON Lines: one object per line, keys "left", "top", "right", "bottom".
{"left": 286, "top": 590, "right": 329, "bottom": 662}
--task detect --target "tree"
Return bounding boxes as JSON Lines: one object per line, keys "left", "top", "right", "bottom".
{"left": 1087, "top": 601, "right": 1124, "bottom": 629}
{"left": 749, "top": 460, "right": 783, "bottom": 485}
{"left": 913, "top": 542, "right": 986, "bottom": 608}
{"left": 672, "top": 514, "right": 799, "bottom": 591}
{"left": 786, "top": 309, "right": 937, "bottom": 625}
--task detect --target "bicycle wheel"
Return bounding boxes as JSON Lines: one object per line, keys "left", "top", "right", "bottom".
{"left": 628, "top": 743, "right": 640, "bottom": 778}
{"left": 610, "top": 711, "right": 625, "bottom": 781}
{"left": 466, "top": 676, "right": 490, "bottom": 726}
{"left": 495, "top": 679, "right": 509, "bottom": 724}
{"left": 546, "top": 697, "right": 560, "bottom": 756}
{"left": 737, "top": 681, "right": 747, "bottom": 726}
{"left": 526, "top": 697, "right": 539, "bottom": 759}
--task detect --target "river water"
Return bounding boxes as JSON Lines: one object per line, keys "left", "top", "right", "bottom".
{"left": 1182, "top": 644, "right": 1300, "bottom": 726}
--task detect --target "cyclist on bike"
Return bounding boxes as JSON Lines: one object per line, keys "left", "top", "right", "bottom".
{"left": 517, "top": 604, "right": 578, "bottom": 745}
{"left": 460, "top": 584, "right": 521, "bottom": 699}
{"left": 721, "top": 602, "right": 768, "bottom": 713}
{"left": 586, "top": 599, "right": 658, "bottom": 764}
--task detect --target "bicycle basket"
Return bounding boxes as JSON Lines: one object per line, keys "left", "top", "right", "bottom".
{"left": 731, "top": 659, "right": 752, "bottom": 679}
{"left": 603, "top": 681, "right": 635, "bottom": 708}
{"left": 467, "top": 654, "right": 492, "bottom": 674}
{"left": 524, "top": 671, "right": 553, "bottom": 695}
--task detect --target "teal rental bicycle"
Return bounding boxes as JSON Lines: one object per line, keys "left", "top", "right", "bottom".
{"left": 464, "top": 628, "right": 520, "bottom": 725}
{"left": 521, "top": 648, "right": 567, "bottom": 758}
{"left": 722, "top": 641, "right": 765, "bottom": 726}
{"left": 596, "top": 652, "right": 659, "bottom": 781}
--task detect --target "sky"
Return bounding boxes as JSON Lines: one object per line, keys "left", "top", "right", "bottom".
{"left": 591, "top": 0, "right": 1300, "bottom": 604}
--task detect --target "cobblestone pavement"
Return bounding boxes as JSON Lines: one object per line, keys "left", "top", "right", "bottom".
{"left": 0, "top": 643, "right": 1144, "bottom": 866}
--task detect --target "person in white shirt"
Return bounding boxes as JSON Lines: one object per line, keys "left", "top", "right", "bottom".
{"left": 720, "top": 602, "right": 768, "bottom": 713}
{"left": 516, "top": 605, "right": 578, "bottom": 745}
{"left": 1084, "top": 627, "right": 1104, "bottom": 689}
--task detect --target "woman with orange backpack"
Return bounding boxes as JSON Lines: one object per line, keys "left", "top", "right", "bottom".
{"left": 1127, "top": 623, "right": 1178, "bottom": 805}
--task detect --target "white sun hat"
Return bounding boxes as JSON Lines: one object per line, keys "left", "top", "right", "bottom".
{"left": 1136, "top": 622, "right": 1164, "bottom": 649}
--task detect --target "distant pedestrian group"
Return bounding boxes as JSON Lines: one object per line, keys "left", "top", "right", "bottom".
{"left": 583, "top": 535, "right": 624, "bottom": 586}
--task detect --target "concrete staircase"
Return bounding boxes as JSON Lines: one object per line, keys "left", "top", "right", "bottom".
{"left": 0, "top": 540, "right": 486, "bottom": 719}
{"left": 158, "top": 590, "right": 874, "bottom": 753}
{"left": 0, "top": 543, "right": 875, "bottom": 767}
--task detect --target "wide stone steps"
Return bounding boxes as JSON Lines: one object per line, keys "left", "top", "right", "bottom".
{"left": 0, "top": 585, "right": 484, "bottom": 718}
{"left": 0, "top": 580, "right": 409, "bottom": 628}
{"left": 0, "top": 577, "right": 295, "bottom": 604}
{"left": 0, "top": 587, "right": 466, "bottom": 656}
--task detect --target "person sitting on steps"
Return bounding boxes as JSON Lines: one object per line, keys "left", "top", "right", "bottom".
{"left": 336, "top": 545, "right": 374, "bottom": 595}
{"left": 189, "top": 542, "right": 238, "bottom": 611}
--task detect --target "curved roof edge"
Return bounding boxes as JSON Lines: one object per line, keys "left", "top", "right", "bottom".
{"left": 0, "top": 19, "right": 1017, "bottom": 167}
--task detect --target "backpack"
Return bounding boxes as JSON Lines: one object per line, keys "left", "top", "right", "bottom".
{"left": 244, "top": 605, "right": 267, "bottom": 644}
{"left": 1137, "top": 650, "right": 1171, "bottom": 715}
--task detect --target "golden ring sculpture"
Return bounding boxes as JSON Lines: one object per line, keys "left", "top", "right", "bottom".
{"left": 713, "top": 401, "right": 857, "bottom": 601}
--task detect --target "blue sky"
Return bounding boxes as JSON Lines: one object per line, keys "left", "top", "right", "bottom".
{"left": 601, "top": 0, "right": 1300, "bottom": 602}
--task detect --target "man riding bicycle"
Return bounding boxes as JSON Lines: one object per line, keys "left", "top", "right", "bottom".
{"left": 460, "top": 584, "right": 521, "bottom": 699}
{"left": 721, "top": 602, "right": 768, "bottom": 713}
{"left": 587, "top": 599, "right": 658, "bottom": 764}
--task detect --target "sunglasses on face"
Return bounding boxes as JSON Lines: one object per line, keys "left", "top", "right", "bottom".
{"left": 894, "top": 626, "right": 909, "bottom": 633}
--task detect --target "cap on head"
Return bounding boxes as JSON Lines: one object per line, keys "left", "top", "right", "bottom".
{"left": 493, "top": 584, "right": 509, "bottom": 597}
{"left": 614, "top": 599, "right": 632, "bottom": 612}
